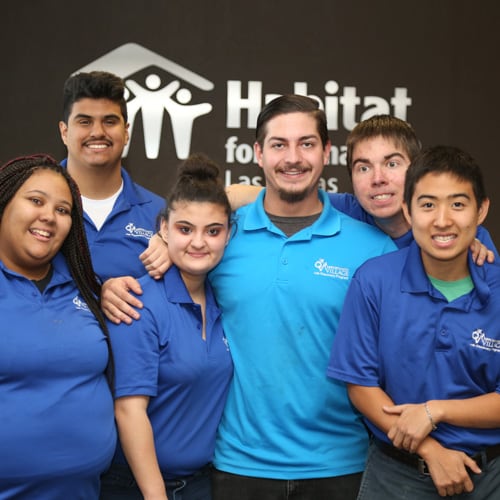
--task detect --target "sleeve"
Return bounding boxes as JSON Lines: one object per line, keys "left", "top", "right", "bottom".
{"left": 476, "top": 225, "right": 499, "bottom": 259}
{"left": 108, "top": 307, "right": 160, "bottom": 399}
{"left": 327, "top": 268, "right": 382, "bottom": 387}
{"left": 328, "top": 192, "right": 372, "bottom": 224}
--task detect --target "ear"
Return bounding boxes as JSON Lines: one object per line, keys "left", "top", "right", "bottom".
{"left": 59, "top": 121, "right": 68, "bottom": 145}
{"left": 477, "top": 198, "right": 490, "bottom": 226}
{"left": 402, "top": 201, "right": 412, "bottom": 226}
{"left": 124, "top": 122, "right": 130, "bottom": 146}
{"left": 225, "top": 225, "right": 231, "bottom": 246}
{"left": 323, "top": 140, "right": 332, "bottom": 165}
{"left": 254, "top": 142, "right": 264, "bottom": 169}
{"left": 160, "top": 218, "right": 168, "bottom": 242}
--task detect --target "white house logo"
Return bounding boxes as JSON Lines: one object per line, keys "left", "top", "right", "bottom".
{"left": 471, "top": 328, "right": 500, "bottom": 353}
{"left": 313, "top": 258, "right": 349, "bottom": 280}
{"left": 125, "top": 222, "right": 154, "bottom": 240}
{"left": 74, "top": 43, "right": 214, "bottom": 160}
{"left": 73, "top": 295, "right": 90, "bottom": 312}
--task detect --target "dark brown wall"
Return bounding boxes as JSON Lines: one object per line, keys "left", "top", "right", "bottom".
{"left": 2, "top": 0, "right": 499, "bottom": 242}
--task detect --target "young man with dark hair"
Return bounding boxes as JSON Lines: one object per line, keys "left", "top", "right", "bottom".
{"left": 59, "top": 71, "right": 166, "bottom": 282}
{"left": 329, "top": 145, "right": 500, "bottom": 499}
{"left": 207, "top": 95, "right": 395, "bottom": 499}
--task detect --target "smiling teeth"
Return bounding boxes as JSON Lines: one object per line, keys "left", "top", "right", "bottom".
{"left": 32, "top": 229, "right": 50, "bottom": 237}
{"left": 88, "top": 144, "right": 108, "bottom": 149}
{"left": 373, "top": 194, "right": 391, "bottom": 200}
{"left": 433, "top": 235, "right": 455, "bottom": 242}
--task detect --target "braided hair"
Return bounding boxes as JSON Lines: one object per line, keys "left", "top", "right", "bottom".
{"left": 0, "top": 154, "right": 113, "bottom": 384}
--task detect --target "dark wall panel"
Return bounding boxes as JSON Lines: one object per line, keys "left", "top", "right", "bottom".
{"left": 2, "top": 0, "right": 499, "bottom": 242}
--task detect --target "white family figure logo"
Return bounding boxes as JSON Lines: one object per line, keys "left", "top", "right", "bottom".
{"left": 75, "top": 43, "right": 214, "bottom": 159}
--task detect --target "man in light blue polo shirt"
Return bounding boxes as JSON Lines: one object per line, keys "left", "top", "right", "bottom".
{"left": 208, "top": 95, "right": 395, "bottom": 500}
{"left": 329, "top": 145, "right": 500, "bottom": 499}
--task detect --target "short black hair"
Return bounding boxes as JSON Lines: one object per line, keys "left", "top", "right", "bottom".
{"left": 62, "top": 71, "right": 128, "bottom": 123}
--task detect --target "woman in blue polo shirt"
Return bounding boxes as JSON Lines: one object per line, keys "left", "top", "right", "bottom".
{"left": 103, "top": 154, "right": 233, "bottom": 500}
{"left": 0, "top": 154, "right": 115, "bottom": 499}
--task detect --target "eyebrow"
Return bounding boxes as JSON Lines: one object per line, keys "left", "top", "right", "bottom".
{"left": 73, "top": 113, "right": 121, "bottom": 121}
{"left": 267, "top": 134, "right": 319, "bottom": 142}
{"left": 352, "top": 152, "right": 406, "bottom": 167}
{"left": 175, "top": 220, "right": 226, "bottom": 227}
{"left": 416, "top": 193, "right": 472, "bottom": 202}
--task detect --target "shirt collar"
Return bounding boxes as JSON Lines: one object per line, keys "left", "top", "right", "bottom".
{"left": 241, "top": 189, "right": 342, "bottom": 239}
{"left": 401, "top": 240, "right": 491, "bottom": 305}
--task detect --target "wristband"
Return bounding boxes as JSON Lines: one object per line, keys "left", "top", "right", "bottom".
{"left": 424, "top": 402, "right": 438, "bottom": 431}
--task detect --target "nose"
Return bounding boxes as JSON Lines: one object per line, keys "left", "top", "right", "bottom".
{"left": 39, "top": 205, "right": 56, "bottom": 223}
{"left": 90, "top": 120, "right": 105, "bottom": 137}
{"left": 190, "top": 230, "right": 206, "bottom": 249}
{"left": 285, "top": 145, "right": 301, "bottom": 164}
{"left": 433, "top": 206, "right": 451, "bottom": 227}
{"left": 371, "top": 165, "right": 387, "bottom": 186}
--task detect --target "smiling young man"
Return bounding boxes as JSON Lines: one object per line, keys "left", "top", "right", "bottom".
{"left": 328, "top": 145, "right": 500, "bottom": 499}
{"left": 59, "top": 71, "right": 166, "bottom": 282}
{"left": 206, "top": 95, "right": 396, "bottom": 500}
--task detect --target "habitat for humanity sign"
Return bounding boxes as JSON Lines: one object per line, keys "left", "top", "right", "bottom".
{"left": 75, "top": 42, "right": 412, "bottom": 190}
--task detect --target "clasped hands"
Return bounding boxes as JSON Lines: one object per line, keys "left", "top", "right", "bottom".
{"left": 383, "top": 403, "right": 481, "bottom": 497}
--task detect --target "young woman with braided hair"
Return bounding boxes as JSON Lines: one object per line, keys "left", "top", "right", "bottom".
{"left": 0, "top": 154, "right": 116, "bottom": 499}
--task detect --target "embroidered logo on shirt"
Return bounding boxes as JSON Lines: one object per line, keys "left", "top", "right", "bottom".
{"left": 470, "top": 329, "right": 500, "bottom": 353}
{"left": 125, "top": 222, "right": 154, "bottom": 240}
{"left": 73, "top": 295, "right": 90, "bottom": 312}
{"left": 313, "top": 258, "right": 349, "bottom": 280}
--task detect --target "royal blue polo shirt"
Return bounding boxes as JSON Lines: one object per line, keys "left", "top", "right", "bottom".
{"left": 61, "top": 160, "right": 165, "bottom": 281}
{"left": 0, "top": 253, "right": 115, "bottom": 495}
{"left": 109, "top": 265, "right": 233, "bottom": 478}
{"left": 329, "top": 241, "right": 500, "bottom": 454}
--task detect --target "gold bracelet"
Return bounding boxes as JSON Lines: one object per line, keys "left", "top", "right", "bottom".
{"left": 424, "top": 402, "right": 438, "bottom": 431}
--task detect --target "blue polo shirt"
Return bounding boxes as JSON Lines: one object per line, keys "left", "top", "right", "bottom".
{"left": 328, "top": 241, "right": 500, "bottom": 454}
{"left": 0, "top": 253, "right": 116, "bottom": 496}
{"left": 328, "top": 192, "right": 497, "bottom": 252}
{"left": 210, "top": 189, "right": 396, "bottom": 479}
{"left": 108, "top": 266, "right": 233, "bottom": 478}
{"left": 61, "top": 160, "right": 165, "bottom": 281}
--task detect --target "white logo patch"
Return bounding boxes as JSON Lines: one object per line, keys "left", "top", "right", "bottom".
{"left": 471, "top": 328, "right": 500, "bottom": 353}
{"left": 313, "top": 258, "right": 349, "bottom": 280}
{"left": 73, "top": 295, "right": 90, "bottom": 312}
{"left": 125, "top": 222, "right": 154, "bottom": 240}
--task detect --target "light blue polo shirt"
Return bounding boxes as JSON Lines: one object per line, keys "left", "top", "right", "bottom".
{"left": 329, "top": 241, "right": 500, "bottom": 454}
{"left": 210, "top": 189, "right": 396, "bottom": 479}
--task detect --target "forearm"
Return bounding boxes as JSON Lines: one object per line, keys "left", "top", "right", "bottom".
{"left": 427, "top": 392, "right": 500, "bottom": 428}
{"left": 347, "top": 384, "right": 399, "bottom": 434}
{"left": 225, "top": 184, "right": 262, "bottom": 210}
{"left": 115, "top": 399, "right": 167, "bottom": 500}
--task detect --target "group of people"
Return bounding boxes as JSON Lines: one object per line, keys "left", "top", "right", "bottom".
{"left": 0, "top": 69, "right": 498, "bottom": 500}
